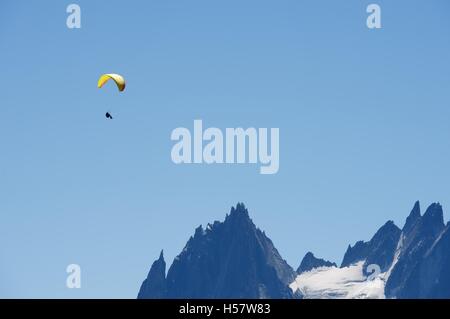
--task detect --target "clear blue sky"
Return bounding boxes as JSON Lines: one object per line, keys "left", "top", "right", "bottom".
{"left": 1, "top": 0, "right": 449, "bottom": 298}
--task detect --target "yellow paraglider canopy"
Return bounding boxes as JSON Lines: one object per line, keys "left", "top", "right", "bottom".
{"left": 97, "top": 73, "right": 126, "bottom": 92}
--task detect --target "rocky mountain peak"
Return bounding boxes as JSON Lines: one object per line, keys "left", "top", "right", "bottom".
{"left": 137, "top": 250, "right": 167, "bottom": 299}
{"left": 297, "top": 252, "right": 337, "bottom": 274}
{"left": 421, "top": 202, "right": 444, "bottom": 234}
{"left": 403, "top": 200, "right": 421, "bottom": 234}
{"left": 138, "top": 203, "right": 297, "bottom": 299}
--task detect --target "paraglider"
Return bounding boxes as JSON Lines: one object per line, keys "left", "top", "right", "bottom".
{"left": 97, "top": 73, "right": 126, "bottom": 119}
{"left": 97, "top": 73, "right": 126, "bottom": 92}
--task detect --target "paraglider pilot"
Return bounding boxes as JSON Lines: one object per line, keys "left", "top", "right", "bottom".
{"left": 98, "top": 73, "right": 125, "bottom": 120}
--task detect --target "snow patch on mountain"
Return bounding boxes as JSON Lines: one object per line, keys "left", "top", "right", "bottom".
{"left": 290, "top": 262, "right": 385, "bottom": 299}
{"left": 384, "top": 234, "right": 403, "bottom": 281}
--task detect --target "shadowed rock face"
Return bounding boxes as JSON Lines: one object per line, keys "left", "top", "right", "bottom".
{"left": 420, "top": 224, "right": 450, "bottom": 298}
{"left": 341, "top": 241, "right": 369, "bottom": 268}
{"left": 385, "top": 202, "right": 446, "bottom": 298}
{"left": 363, "top": 220, "right": 402, "bottom": 274}
{"left": 297, "top": 252, "right": 337, "bottom": 274}
{"left": 138, "top": 203, "right": 297, "bottom": 299}
{"left": 137, "top": 250, "right": 166, "bottom": 299}
{"left": 341, "top": 221, "right": 401, "bottom": 273}
{"left": 338, "top": 201, "right": 450, "bottom": 298}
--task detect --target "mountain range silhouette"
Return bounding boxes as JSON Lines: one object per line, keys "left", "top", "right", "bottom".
{"left": 138, "top": 201, "right": 450, "bottom": 299}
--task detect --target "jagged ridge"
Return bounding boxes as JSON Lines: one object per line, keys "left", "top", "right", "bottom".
{"left": 138, "top": 203, "right": 298, "bottom": 299}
